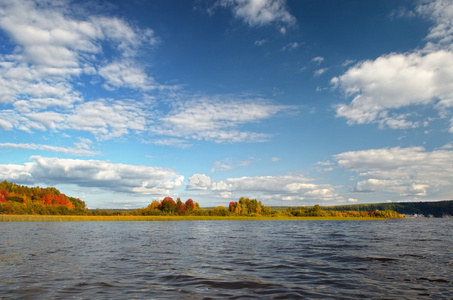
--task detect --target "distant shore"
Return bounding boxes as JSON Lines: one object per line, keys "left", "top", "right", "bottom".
{"left": 1, "top": 214, "right": 391, "bottom": 222}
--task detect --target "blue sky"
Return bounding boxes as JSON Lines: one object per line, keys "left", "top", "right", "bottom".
{"left": 0, "top": 0, "right": 452, "bottom": 208}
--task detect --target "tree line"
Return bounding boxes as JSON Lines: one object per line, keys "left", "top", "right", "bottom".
{"left": 0, "top": 180, "right": 87, "bottom": 215}
{"left": 322, "top": 201, "right": 453, "bottom": 218}
{"left": 0, "top": 180, "right": 406, "bottom": 218}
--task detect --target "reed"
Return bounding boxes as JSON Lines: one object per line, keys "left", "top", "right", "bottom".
{"left": 0, "top": 214, "right": 385, "bottom": 222}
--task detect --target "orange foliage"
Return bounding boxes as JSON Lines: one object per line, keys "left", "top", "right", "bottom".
{"left": 41, "top": 193, "right": 75, "bottom": 208}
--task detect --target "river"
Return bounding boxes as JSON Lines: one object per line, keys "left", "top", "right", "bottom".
{"left": 0, "top": 219, "right": 451, "bottom": 299}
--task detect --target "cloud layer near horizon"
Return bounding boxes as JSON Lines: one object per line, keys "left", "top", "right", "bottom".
{"left": 0, "top": 156, "right": 184, "bottom": 195}
{"left": 333, "top": 146, "right": 453, "bottom": 198}
{"left": 1, "top": 145, "right": 452, "bottom": 204}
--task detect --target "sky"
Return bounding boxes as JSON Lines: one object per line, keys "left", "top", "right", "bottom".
{"left": 0, "top": 0, "right": 452, "bottom": 209}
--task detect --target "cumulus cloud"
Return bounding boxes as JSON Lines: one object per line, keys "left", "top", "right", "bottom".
{"left": 334, "top": 146, "right": 453, "bottom": 198}
{"left": 212, "top": 0, "right": 295, "bottom": 29}
{"left": 186, "top": 173, "right": 342, "bottom": 203}
{"left": 333, "top": 51, "right": 453, "bottom": 127}
{"left": 187, "top": 174, "right": 212, "bottom": 190}
{"left": 333, "top": 0, "right": 453, "bottom": 130}
{"left": 0, "top": 156, "right": 184, "bottom": 195}
{"left": 153, "top": 97, "right": 290, "bottom": 143}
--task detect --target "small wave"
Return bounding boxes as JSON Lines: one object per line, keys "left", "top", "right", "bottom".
{"left": 416, "top": 277, "right": 449, "bottom": 283}
{"left": 362, "top": 256, "right": 400, "bottom": 263}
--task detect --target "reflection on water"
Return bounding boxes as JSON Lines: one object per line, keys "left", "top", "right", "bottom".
{"left": 0, "top": 219, "right": 451, "bottom": 299}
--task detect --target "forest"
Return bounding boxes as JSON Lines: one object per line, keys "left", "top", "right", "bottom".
{"left": 0, "top": 180, "right": 407, "bottom": 218}
{"left": 322, "top": 201, "right": 453, "bottom": 218}
{"left": 0, "top": 180, "right": 87, "bottom": 215}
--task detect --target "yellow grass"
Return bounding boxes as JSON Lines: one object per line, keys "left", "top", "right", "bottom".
{"left": 0, "top": 214, "right": 386, "bottom": 222}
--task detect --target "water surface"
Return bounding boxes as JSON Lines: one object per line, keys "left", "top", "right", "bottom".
{"left": 0, "top": 219, "right": 451, "bottom": 299}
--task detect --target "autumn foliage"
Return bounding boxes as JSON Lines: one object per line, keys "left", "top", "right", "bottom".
{"left": 134, "top": 197, "right": 200, "bottom": 216}
{"left": 0, "top": 180, "right": 405, "bottom": 218}
{"left": 0, "top": 180, "right": 86, "bottom": 215}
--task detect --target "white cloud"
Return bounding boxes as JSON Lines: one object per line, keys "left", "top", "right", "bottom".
{"left": 314, "top": 68, "right": 328, "bottom": 77}
{"left": 67, "top": 99, "right": 148, "bottom": 140}
{"left": 187, "top": 173, "right": 342, "bottom": 203}
{"left": 0, "top": 156, "right": 183, "bottom": 195}
{"left": 333, "top": 50, "right": 453, "bottom": 127}
{"left": 1, "top": 98, "right": 148, "bottom": 139}
{"left": 280, "top": 26, "right": 286, "bottom": 35}
{"left": 0, "top": 138, "right": 98, "bottom": 156}
{"left": 352, "top": 179, "right": 399, "bottom": 192}
{"left": 211, "top": 161, "right": 233, "bottom": 172}
{"left": 333, "top": 0, "right": 453, "bottom": 130}
{"left": 281, "top": 42, "right": 300, "bottom": 51}
{"left": 312, "top": 56, "right": 324, "bottom": 64}
{"left": 401, "top": 184, "right": 429, "bottom": 197}
{"left": 187, "top": 174, "right": 212, "bottom": 190}
{"left": 213, "top": 0, "right": 296, "bottom": 28}
{"left": 342, "top": 59, "right": 355, "bottom": 67}
{"left": 26, "top": 111, "right": 66, "bottom": 130}
{"left": 254, "top": 39, "right": 267, "bottom": 46}
{"left": 334, "top": 146, "right": 453, "bottom": 198}
{"left": 211, "top": 157, "right": 257, "bottom": 172}
{"left": 153, "top": 97, "right": 290, "bottom": 144}
{"left": 0, "top": 0, "right": 159, "bottom": 139}
{"left": 98, "top": 60, "right": 157, "bottom": 91}
{"left": 151, "top": 138, "right": 192, "bottom": 149}
{"left": 416, "top": 0, "right": 453, "bottom": 49}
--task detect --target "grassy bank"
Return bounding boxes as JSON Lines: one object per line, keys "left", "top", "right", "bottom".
{"left": 0, "top": 214, "right": 388, "bottom": 222}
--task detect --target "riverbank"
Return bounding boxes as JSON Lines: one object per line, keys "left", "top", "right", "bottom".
{"left": 0, "top": 214, "right": 389, "bottom": 222}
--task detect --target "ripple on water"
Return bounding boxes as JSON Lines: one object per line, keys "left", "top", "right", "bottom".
{"left": 0, "top": 220, "right": 452, "bottom": 299}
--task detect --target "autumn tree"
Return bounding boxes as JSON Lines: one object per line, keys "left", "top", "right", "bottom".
{"left": 160, "top": 197, "right": 177, "bottom": 214}
{"left": 148, "top": 200, "right": 161, "bottom": 210}
{"left": 229, "top": 197, "right": 265, "bottom": 215}
{"left": 176, "top": 198, "right": 186, "bottom": 215}
{"left": 229, "top": 201, "right": 242, "bottom": 214}
{"left": 0, "top": 190, "right": 7, "bottom": 203}
{"left": 211, "top": 206, "right": 229, "bottom": 216}
{"left": 185, "top": 199, "right": 196, "bottom": 213}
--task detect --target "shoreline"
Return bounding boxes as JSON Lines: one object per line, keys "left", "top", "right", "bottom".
{"left": 1, "top": 214, "right": 391, "bottom": 222}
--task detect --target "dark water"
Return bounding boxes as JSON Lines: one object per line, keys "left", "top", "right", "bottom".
{"left": 0, "top": 219, "right": 452, "bottom": 299}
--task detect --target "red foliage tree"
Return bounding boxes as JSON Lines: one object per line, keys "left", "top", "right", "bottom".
{"left": 161, "top": 197, "right": 176, "bottom": 214}
{"left": 185, "top": 199, "right": 195, "bottom": 212}
{"left": 176, "top": 198, "right": 186, "bottom": 215}
{"left": 0, "top": 190, "right": 8, "bottom": 203}
{"left": 43, "top": 193, "right": 53, "bottom": 206}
